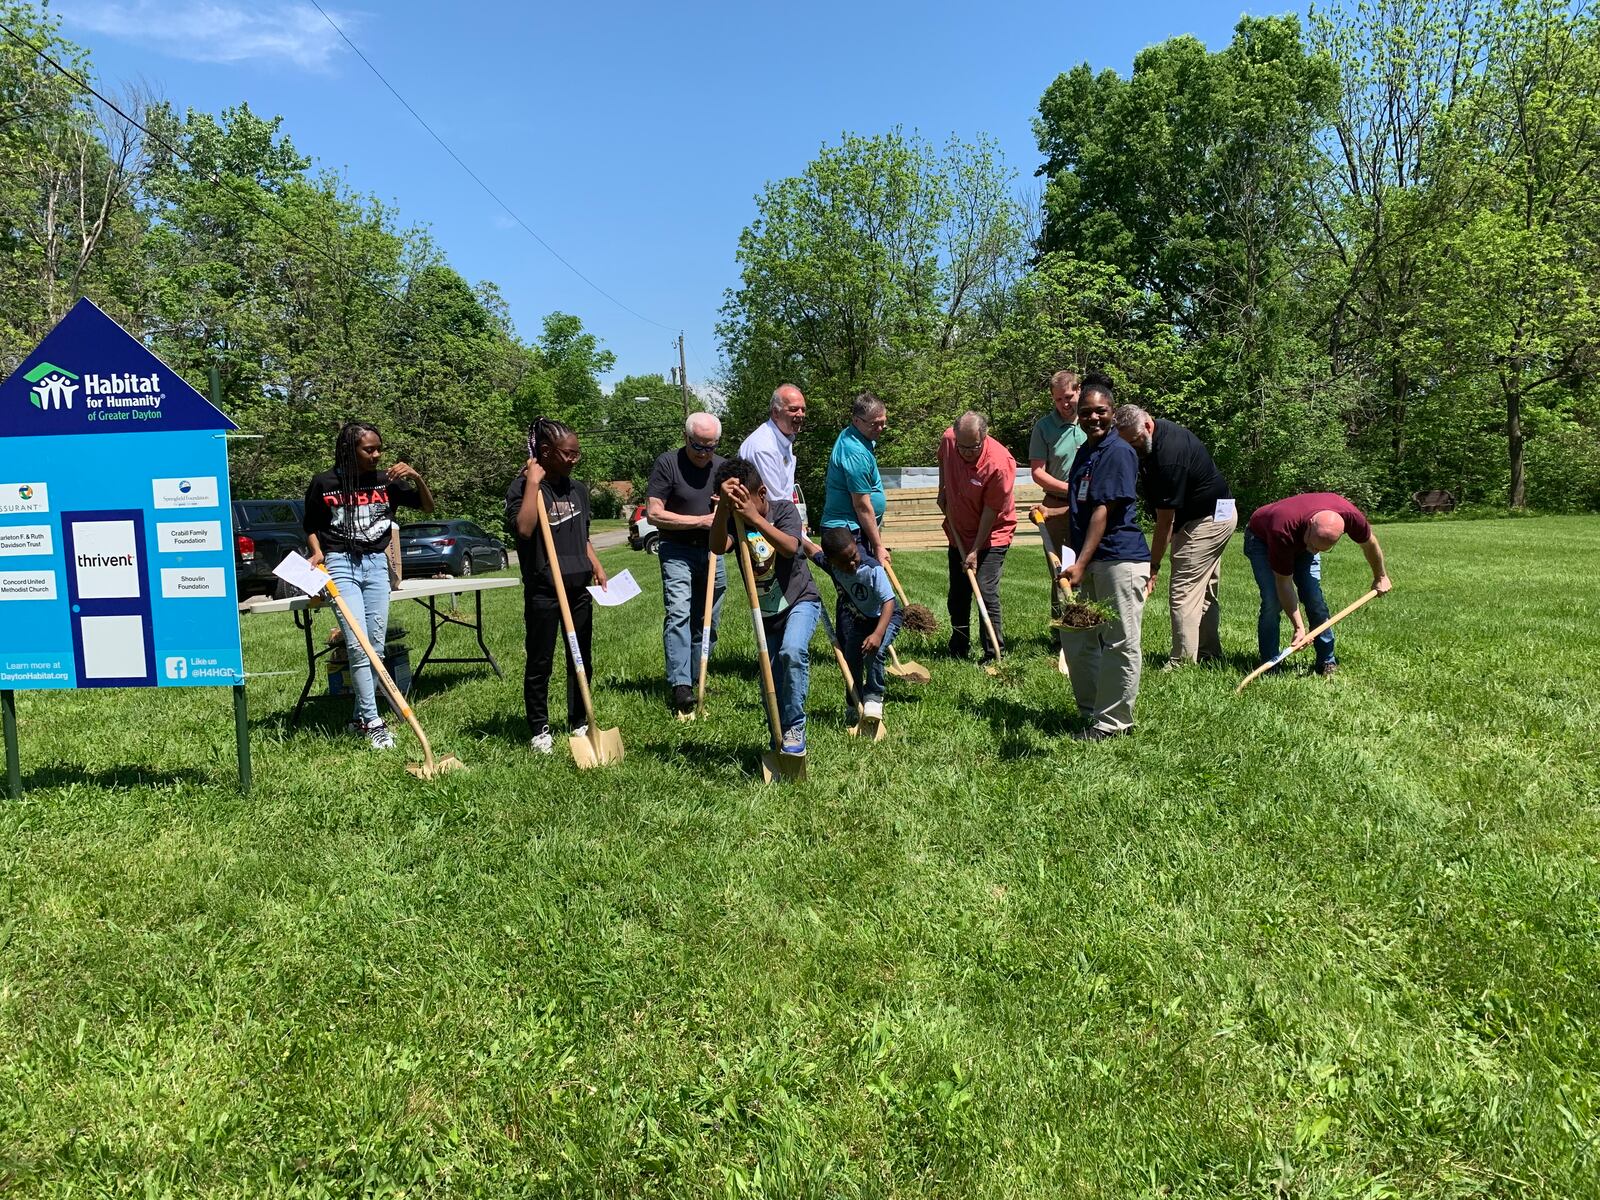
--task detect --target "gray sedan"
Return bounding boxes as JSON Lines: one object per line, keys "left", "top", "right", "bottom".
{"left": 397, "top": 520, "right": 509, "bottom": 578}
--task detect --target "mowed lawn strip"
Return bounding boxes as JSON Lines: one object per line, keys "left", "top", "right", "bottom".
{"left": 1, "top": 516, "right": 1597, "bottom": 1197}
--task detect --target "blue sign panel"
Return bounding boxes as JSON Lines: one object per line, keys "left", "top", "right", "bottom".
{"left": 0, "top": 298, "right": 244, "bottom": 689}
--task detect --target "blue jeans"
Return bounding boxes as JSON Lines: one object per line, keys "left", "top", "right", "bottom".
{"left": 1243, "top": 531, "right": 1333, "bottom": 667}
{"left": 327, "top": 549, "right": 391, "bottom": 724}
{"left": 659, "top": 541, "right": 726, "bottom": 688}
{"left": 836, "top": 602, "right": 902, "bottom": 703}
{"left": 765, "top": 599, "right": 820, "bottom": 736}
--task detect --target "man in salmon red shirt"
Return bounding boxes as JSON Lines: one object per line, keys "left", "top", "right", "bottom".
{"left": 1244, "top": 492, "right": 1393, "bottom": 676}
{"left": 937, "top": 410, "right": 1017, "bottom": 662}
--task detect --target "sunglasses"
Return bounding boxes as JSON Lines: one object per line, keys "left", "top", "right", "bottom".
{"left": 688, "top": 439, "right": 719, "bottom": 453}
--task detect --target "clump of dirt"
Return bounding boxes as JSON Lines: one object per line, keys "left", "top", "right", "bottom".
{"left": 1056, "top": 602, "right": 1110, "bottom": 629}
{"left": 901, "top": 603, "right": 939, "bottom": 634}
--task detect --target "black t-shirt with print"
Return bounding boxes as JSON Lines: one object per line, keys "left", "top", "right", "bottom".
{"left": 740, "top": 497, "right": 819, "bottom": 623}
{"left": 303, "top": 468, "right": 422, "bottom": 554}
{"left": 505, "top": 472, "right": 591, "bottom": 591}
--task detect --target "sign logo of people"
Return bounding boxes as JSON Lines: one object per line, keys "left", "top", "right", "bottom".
{"left": 25, "top": 362, "right": 80, "bottom": 410}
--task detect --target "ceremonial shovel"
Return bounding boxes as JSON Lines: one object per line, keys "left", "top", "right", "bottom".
{"left": 1235, "top": 589, "right": 1381, "bottom": 694}
{"left": 732, "top": 513, "right": 806, "bottom": 782}
{"left": 1028, "top": 505, "right": 1071, "bottom": 675}
{"left": 817, "top": 602, "right": 883, "bottom": 742}
{"left": 947, "top": 526, "right": 1003, "bottom": 676}
{"left": 534, "top": 490, "right": 624, "bottom": 767}
{"left": 880, "top": 561, "right": 932, "bottom": 685}
{"left": 691, "top": 498, "right": 729, "bottom": 721}
{"left": 272, "top": 551, "right": 466, "bottom": 780}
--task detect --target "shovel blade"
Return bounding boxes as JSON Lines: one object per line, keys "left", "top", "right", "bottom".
{"left": 569, "top": 727, "right": 624, "bottom": 769}
{"left": 889, "top": 659, "right": 931, "bottom": 685}
{"left": 860, "top": 716, "right": 887, "bottom": 742}
{"left": 406, "top": 754, "right": 468, "bottom": 780}
{"left": 760, "top": 750, "right": 806, "bottom": 783}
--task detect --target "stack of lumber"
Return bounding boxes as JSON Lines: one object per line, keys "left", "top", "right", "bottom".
{"left": 878, "top": 485, "right": 1047, "bottom": 550}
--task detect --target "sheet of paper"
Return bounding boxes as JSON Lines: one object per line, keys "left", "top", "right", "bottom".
{"left": 588, "top": 568, "right": 641, "bottom": 607}
{"left": 271, "top": 550, "right": 332, "bottom": 598}
{"left": 1214, "top": 498, "right": 1238, "bottom": 523}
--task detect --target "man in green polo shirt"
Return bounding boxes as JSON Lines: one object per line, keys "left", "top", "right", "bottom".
{"left": 1029, "top": 369, "right": 1086, "bottom": 616}
{"left": 821, "top": 391, "right": 891, "bottom": 564}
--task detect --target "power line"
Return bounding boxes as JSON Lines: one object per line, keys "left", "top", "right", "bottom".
{"left": 0, "top": 16, "right": 439, "bottom": 336}
{"left": 307, "top": 0, "right": 675, "bottom": 333}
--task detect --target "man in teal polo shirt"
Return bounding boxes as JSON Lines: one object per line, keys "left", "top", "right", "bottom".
{"left": 1030, "top": 369, "right": 1086, "bottom": 616}
{"left": 821, "top": 391, "right": 891, "bottom": 564}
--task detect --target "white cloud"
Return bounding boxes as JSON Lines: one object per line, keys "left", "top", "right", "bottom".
{"left": 57, "top": 2, "right": 355, "bottom": 71}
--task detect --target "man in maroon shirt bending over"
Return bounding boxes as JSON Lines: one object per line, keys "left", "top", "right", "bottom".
{"left": 1243, "top": 493, "right": 1392, "bottom": 676}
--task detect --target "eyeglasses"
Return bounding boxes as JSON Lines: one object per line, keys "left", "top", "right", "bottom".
{"left": 688, "top": 440, "right": 718, "bottom": 453}
{"left": 955, "top": 441, "right": 982, "bottom": 454}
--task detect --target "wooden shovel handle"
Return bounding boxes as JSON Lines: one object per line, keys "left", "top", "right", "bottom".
{"left": 883, "top": 560, "right": 912, "bottom": 610}
{"left": 533, "top": 488, "right": 601, "bottom": 731}
{"left": 949, "top": 526, "right": 1003, "bottom": 664}
{"left": 731, "top": 513, "right": 787, "bottom": 745}
{"left": 325, "top": 579, "right": 435, "bottom": 768}
{"left": 695, "top": 497, "right": 727, "bottom": 711}
{"left": 816, "top": 601, "right": 862, "bottom": 708}
{"left": 1235, "top": 588, "right": 1381, "bottom": 694}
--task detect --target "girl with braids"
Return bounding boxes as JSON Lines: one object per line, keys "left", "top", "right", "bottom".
{"left": 505, "top": 417, "right": 608, "bottom": 753}
{"left": 303, "top": 421, "right": 434, "bottom": 749}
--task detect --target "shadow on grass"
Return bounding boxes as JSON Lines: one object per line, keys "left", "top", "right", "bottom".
{"left": 21, "top": 763, "right": 218, "bottom": 792}
{"left": 1141, "top": 650, "right": 1261, "bottom": 674}
{"left": 972, "top": 693, "right": 1087, "bottom": 741}
{"left": 629, "top": 734, "right": 770, "bottom": 779}
{"left": 463, "top": 712, "right": 540, "bottom": 744}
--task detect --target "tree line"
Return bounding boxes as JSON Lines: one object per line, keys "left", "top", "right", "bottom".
{"left": 5, "top": 0, "right": 1596, "bottom": 521}
{"left": 718, "top": 0, "right": 1600, "bottom": 515}
{"left": 0, "top": 1, "right": 684, "bottom": 526}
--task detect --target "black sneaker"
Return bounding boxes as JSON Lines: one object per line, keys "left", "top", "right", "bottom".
{"left": 671, "top": 684, "right": 694, "bottom": 714}
{"left": 1315, "top": 661, "right": 1338, "bottom": 677}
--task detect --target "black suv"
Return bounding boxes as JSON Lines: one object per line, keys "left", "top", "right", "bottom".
{"left": 233, "top": 499, "right": 308, "bottom": 596}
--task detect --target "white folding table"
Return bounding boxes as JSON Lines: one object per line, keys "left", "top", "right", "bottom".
{"left": 239, "top": 575, "right": 519, "bottom": 726}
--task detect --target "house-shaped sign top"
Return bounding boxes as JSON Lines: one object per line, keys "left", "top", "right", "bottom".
{"left": 0, "top": 296, "right": 243, "bottom": 693}
{"left": 0, "top": 298, "right": 237, "bottom": 437}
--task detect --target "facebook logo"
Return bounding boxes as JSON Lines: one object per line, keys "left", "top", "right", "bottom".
{"left": 164, "top": 656, "right": 187, "bottom": 680}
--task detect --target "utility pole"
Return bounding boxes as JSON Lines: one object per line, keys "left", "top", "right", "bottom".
{"left": 677, "top": 332, "right": 691, "bottom": 419}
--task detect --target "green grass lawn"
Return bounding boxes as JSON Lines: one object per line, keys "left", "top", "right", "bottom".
{"left": 2, "top": 516, "right": 1598, "bottom": 1197}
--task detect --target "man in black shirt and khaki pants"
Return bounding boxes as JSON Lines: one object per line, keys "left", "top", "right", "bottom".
{"left": 1114, "top": 405, "right": 1237, "bottom": 666}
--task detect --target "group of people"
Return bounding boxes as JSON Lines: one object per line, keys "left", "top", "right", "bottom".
{"left": 301, "top": 369, "right": 1393, "bottom": 757}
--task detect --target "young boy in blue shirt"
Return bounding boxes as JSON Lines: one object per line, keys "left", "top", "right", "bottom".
{"left": 812, "top": 526, "right": 900, "bottom": 723}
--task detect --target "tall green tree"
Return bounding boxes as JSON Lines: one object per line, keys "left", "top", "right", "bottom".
{"left": 1419, "top": 0, "right": 1600, "bottom": 509}
{"left": 718, "top": 129, "right": 1025, "bottom": 485}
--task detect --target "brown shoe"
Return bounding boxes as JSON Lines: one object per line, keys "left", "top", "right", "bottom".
{"left": 1315, "top": 661, "right": 1338, "bottom": 677}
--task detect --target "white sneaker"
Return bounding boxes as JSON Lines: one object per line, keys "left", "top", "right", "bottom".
{"left": 529, "top": 730, "right": 554, "bottom": 754}
{"left": 365, "top": 721, "right": 396, "bottom": 751}
{"left": 862, "top": 699, "right": 884, "bottom": 720}
{"left": 572, "top": 724, "right": 589, "bottom": 739}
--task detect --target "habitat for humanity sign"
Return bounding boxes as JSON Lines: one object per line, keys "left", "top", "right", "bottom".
{"left": 0, "top": 297, "right": 244, "bottom": 689}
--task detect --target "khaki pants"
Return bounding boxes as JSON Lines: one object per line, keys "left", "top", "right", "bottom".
{"left": 1166, "top": 510, "right": 1236, "bottom": 663}
{"left": 1063, "top": 559, "right": 1149, "bottom": 734}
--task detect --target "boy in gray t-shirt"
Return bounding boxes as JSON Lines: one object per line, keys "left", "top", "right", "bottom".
{"left": 811, "top": 526, "right": 900, "bottom": 721}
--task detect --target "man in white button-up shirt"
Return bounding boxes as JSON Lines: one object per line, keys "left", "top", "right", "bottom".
{"left": 738, "top": 384, "right": 806, "bottom": 503}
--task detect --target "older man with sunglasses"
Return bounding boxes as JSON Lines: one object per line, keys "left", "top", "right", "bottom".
{"left": 647, "top": 411, "right": 728, "bottom": 717}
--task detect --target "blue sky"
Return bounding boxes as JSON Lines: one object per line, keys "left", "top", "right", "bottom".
{"left": 55, "top": 0, "right": 1271, "bottom": 393}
